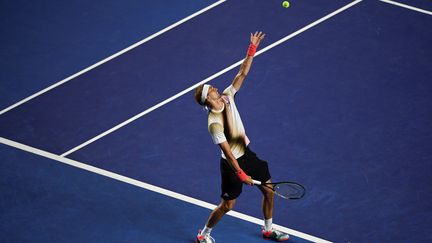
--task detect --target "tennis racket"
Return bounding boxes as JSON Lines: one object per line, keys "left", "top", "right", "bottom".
{"left": 252, "top": 179, "right": 306, "bottom": 200}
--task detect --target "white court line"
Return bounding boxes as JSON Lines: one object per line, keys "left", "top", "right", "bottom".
{"left": 60, "top": 0, "right": 363, "bottom": 157}
{"left": 0, "top": 137, "right": 332, "bottom": 243}
{"left": 0, "top": 0, "right": 227, "bottom": 116}
{"left": 379, "top": 0, "right": 432, "bottom": 16}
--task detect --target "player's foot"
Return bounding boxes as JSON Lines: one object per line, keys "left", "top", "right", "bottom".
{"left": 262, "top": 228, "right": 289, "bottom": 241}
{"left": 196, "top": 230, "right": 215, "bottom": 243}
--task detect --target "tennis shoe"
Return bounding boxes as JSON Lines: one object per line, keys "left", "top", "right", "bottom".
{"left": 262, "top": 228, "right": 289, "bottom": 241}
{"left": 196, "top": 230, "right": 215, "bottom": 243}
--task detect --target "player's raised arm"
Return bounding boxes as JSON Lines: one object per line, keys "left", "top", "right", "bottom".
{"left": 232, "top": 31, "right": 265, "bottom": 91}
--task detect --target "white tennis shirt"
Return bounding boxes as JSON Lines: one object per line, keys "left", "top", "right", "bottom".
{"left": 208, "top": 85, "right": 250, "bottom": 159}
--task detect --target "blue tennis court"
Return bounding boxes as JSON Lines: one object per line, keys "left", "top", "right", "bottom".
{"left": 1, "top": 0, "right": 431, "bottom": 242}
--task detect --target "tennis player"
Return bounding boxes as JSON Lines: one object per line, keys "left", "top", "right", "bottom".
{"left": 194, "top": 32, "right": 289, "bottom": 242}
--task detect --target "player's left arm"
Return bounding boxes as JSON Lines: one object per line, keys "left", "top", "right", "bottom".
{"left": 232, "top": 31, "right": 265, "bottom": 91}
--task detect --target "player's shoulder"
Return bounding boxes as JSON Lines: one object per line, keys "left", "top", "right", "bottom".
{"left": 222, "top": 84, "right": 237, "bottom": 97}
{"left": 208, "top": 111, "right": 223, "bottom": 123}
{"left": 208, "top": 121, "right": 224, "bottom": 133}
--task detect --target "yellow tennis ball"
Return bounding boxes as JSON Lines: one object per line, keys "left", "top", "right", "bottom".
{"left": 282, "top": 1, "right": 290, "bottom": 8}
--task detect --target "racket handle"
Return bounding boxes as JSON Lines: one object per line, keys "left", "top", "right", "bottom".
{"left": 252, "top": 179, "right": 262, "bottom": 185}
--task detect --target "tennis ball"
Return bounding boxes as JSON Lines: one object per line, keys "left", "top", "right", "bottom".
{"left": 282, "top": 1, "right": 290, "bottom": 8}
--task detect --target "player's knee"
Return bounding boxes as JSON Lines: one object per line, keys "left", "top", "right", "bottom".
{"left": 263, "top": 189, "right": 275, "bottom": 199}
{"left": 221, "top": 200, "right": 235, "bottom": 212}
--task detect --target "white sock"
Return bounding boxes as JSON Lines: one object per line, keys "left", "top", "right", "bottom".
{"left": 264, "top": 218, "right": 273, "bottom": 231}
{"left": 202, "top": 225, "right": 212, "bottom": 236}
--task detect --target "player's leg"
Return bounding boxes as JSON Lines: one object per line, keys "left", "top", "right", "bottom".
{"left": 197, "top": 156, "right": 242, "bottom": 243}
{"left": 245, "top": 147, "right": 290, "bottom": 242}
{"left": 259, "top": 179, "right": 274, "bottom": 220}
{"left": 196, "top": 199, "right": 236, "bottom": 243}
{"left": 258, "top": 180, "right": 289, "bottom": 241}
{"left": 242, "top": 148, "right": 274, "bottom": 222}
{"left": 207, "top": 198, "right": 236, "bottom": 227}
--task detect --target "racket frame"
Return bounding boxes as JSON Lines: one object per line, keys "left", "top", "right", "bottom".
{"left": 252, "top": 179, "right": 306, "bottom": 199}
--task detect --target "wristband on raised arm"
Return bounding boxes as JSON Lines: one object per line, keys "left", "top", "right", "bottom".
{"left": 247, "top": 44, "right": 257, "bottom": 57}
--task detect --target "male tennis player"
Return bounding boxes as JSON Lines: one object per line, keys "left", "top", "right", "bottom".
{"left": 194, "top": 32, "right": 289, "bottom": 242}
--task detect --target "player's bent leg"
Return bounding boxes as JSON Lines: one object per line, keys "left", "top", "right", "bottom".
{"left": 196, "top": 199, "right": 236, "bottom": 243}
{"left": 207, "top": 198, "right": 236, "bottom": 227}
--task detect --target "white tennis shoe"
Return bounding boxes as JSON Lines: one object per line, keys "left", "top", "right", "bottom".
{"left": 196, "top": 230, "right": 215, "bottom": 243}
{"left": 262, "top": 227, "right": 290, "bottom": 241}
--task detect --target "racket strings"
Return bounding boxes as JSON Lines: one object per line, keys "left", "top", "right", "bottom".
{"left": 274, "top": 183, "right": 305, "bottom": 199}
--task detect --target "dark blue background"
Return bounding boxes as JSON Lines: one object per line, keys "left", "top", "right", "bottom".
{"left": 1, "top": 0, "right": 431, "bottom": 242}
{"left": 0, "top": 0, "right": 217, "bottom": 109}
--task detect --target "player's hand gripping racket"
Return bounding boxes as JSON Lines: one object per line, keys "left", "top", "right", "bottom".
{"left": 252, "top": 179, "right": 306, "bottom": 200}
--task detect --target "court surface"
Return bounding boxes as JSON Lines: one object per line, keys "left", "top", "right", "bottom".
{"left": 1, "top": 1, "right": 431, "bottom": 242}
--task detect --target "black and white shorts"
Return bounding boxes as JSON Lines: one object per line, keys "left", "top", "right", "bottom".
{"left": 220, "top": 147, "right": 271, "bottom": 200}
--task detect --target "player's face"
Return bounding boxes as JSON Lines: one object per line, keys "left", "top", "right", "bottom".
{"left": 207, "top": 86, "right": 221, "bottom": 100}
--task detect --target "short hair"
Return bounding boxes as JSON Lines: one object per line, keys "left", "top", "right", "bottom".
{"left": 194, "top": 84, "right": 205, "bottom": 106}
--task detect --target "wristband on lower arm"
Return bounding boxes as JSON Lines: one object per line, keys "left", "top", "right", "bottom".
{"left": 236, "top": 169, "right": 249, "bottom": 182}
{"left": 247, "top": 44, "right": 257, "bottom": 57}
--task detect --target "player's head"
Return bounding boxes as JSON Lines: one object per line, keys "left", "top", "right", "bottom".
{"left": 194, "top": 84, "right": 220, "bottom": 108}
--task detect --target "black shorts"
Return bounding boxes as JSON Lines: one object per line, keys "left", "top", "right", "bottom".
{"left": 220, "top": 147, "right": 271, "bottom": 200}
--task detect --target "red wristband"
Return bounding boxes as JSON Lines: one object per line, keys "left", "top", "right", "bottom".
{"left": 236, "top": 169, "right": 249, "bottom": 182}
{"left": 247, "top": 44, "right": 257, "bottom": 57}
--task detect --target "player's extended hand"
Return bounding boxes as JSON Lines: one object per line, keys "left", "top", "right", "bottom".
{"left": 250, "top": 31, "right": 265, "bottom": 47}
{"left": 244, "top": 176, "right": 254, "bottom": 186}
